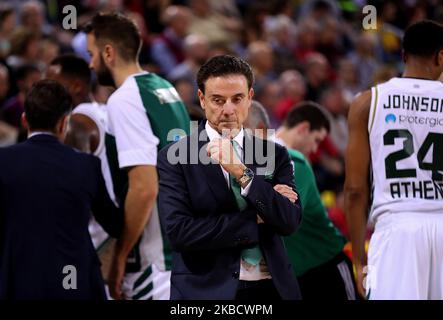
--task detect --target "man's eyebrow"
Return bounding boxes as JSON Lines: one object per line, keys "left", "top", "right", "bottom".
{"left": 208, "top": 93, "right": 245, "bottom": 98}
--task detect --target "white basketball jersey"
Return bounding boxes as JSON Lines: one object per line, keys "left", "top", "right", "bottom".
{"left": 368, "top": 77, "right": 443, "bottom": 224}
{"left": 73, "top": 102, "right": 116, "bottom": 250}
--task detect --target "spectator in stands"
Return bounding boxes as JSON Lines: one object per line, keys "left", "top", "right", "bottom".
{"left": 0, "top": 4, "right": 15, "bottom": 59}
{"left": 1, "top": 64, "right": 41, "bottom": 128}
{"left": 274, "top": 70, "right": 306, "bottom": 122}
{"left": 304, "top": 53, "right": 329, "bottom": 102}
{"left": 6, "top": 28, "right": 41, "bottom": 71}
{"left": 168, "top": 33, "right": 210, "bottom": 102}
{"left": 151, "top": 5, "right": 191, "bottom": 76}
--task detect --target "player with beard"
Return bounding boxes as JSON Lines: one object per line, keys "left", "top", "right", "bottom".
{"left": 85, "top": 12, "right": 190, "bottom": 300}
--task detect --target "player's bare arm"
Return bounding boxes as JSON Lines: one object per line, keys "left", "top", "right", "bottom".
{"left": 344, "top": 89, "right": 371, "bottom": 298}
{"left": 65, "top": 114, "right": 100, "bottom": 154}
{"left": 108, "top": 165, "right": 158, "bottom": 299}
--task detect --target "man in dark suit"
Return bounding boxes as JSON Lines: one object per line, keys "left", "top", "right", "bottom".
{"left": 0, "top": 80, "right": 123, "bottom": 300}
{"left": 158, "top": 55, "right": 302, "bottom": 300}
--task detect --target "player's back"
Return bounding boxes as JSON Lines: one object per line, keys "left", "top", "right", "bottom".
{"left": 369, "top": 77, "right": 443, "bottom": 223}
{"left": 73, "top": 102, "right": 116, "bottom": 250}
{"left": 104, "top": 72, "right": 190, "bottom": 299}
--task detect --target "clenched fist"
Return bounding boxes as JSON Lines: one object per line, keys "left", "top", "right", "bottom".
{"left": 207, "top": 138, "right": 245, "bottom": 178}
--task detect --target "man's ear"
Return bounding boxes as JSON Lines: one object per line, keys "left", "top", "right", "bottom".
{"left": 437, "top": 49, "right": 443, "bottom": 67}
{"left": 58, "top": 115, "right": 70, "bottom": 136}
{"left": 21, "top": 112, "right": 28, "bottom": 131}
{"left": 249, "top": 88, "right": 254, "bottom": 100}
{"left": 197, "top": 89, "right": 205, "bottom": 109}
{"left": 296, "top": 121, "right": 310, "bottom": 134}
{"left": 72, "top": 79, "right": 83, "bottom": 97}
{"left": 103, "top": 44, "right": 115, "bottom": 65}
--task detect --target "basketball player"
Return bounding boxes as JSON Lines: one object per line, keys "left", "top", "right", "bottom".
{"left": 345, "top": 20, "right": 443, "bottom": 299}
{"left": 46, "top": 54, "right": 115, "bottom": 253}
{"left": 85, "top": 12, "right": 190, "bottom": 300}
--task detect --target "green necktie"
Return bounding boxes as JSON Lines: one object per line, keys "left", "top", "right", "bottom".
{"left": 230, "top": 140, "right": 263, "bottom": 267}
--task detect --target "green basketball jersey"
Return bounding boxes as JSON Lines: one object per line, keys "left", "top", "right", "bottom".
{"left": 105, "top": 72, "right": 190, "bottom": 272}
{"left": 285, "top": 148, "right": 347, "bottom": 276}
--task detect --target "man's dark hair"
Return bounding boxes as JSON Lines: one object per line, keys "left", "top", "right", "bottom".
{"left": 24, "top": 80, "right": 72, "bottom": 131}
{"left": 84, "top": 12, "right": 141, "bottom": 62}
{"left": 284, "top": 101, "right": 330, "bottom": 132}
{"left": 50, "top": 54, "right": 91, "bottom": 85}
{"left": 15, "top": 64, "right": 40, "bottom": 81}
{"left": 9, "top": 27, "right": 39, "bottom": 56}
{"left": 197, "top": 55, "right": 254, "bottom": 93}
{"left": 0, "top": 4, "right": 14, "bottom": 27}
{"left": 403, "top": 20, "right": 443, "bottom": 58}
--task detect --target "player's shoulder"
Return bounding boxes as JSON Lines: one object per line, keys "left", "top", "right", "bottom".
{"left": 134, "top": 71, "right": 170, "bottom": 85}
{"left": 349, "top": 89, "right": 372, "bottom": 117}
{"left": 351, "top": 89, "right": 372, "bottom": 105}
{"left": 107, "top": 79, "right": 140, "bottom": 110}
{"left": 287, "top": 148, "right": 308, "bottom": 165}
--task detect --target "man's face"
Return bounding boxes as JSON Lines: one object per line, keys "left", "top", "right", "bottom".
{"left": 299, "top": 127, "right": 328, "bottom": 156}
{"left": 87, "top": 33, "right": 115, "bottom": 87}
{"left": 198, "top": 74, "right": 253, "bottom": 137}
{"left": 0, "top": 69, "right": 9, "bottom": 100}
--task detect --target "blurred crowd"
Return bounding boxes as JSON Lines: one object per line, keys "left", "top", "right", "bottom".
{"left": 1, "top": 0, "right": 443, "bottom": 243}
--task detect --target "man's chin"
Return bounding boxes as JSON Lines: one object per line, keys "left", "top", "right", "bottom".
{"left": 218, "top": 123, "right": 240, "bottom": 138}
{"left": 97, "top": 73, "right": 116, "bottom": 87}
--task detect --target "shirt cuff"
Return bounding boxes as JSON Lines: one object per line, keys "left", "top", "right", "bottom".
{"left": 118, "top": 149, "right": 157, "bottom": 168}
{"left": 241, "top": 177, "right": 253, "bottom": 197}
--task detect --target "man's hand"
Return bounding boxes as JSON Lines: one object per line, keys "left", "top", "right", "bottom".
{"left": 207, "top": 138, "right": 244, "bottom": 178}
{"left": 274, "top": 184, "right": 298, "bottom": 203}
{"left": 256, "top": 185, "right": 297, "bottom": 224}
{"left": 107, "top": 250, "right": 126, "bottom": 300}
{"left": 354, "top": 263, "right": 367, "bottom": 298}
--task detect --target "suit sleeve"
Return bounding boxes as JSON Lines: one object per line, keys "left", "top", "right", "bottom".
{"left": 245, "top": 144, "right": 302, "bottom": 236}
{"left": 90, "top": 157, "right": 124, "bottom": 238}
{"left": 157, "top": 146, "right": 259, "bottom": 252}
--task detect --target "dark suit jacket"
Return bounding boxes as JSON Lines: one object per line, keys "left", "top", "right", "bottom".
{"left": 0, "top": 134, "right": 123, "bottom": 300}
{"left": 158, "top": 122, "right": 303, "bottom": 300}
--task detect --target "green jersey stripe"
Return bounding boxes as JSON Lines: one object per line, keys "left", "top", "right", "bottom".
{"left": 133, "top": 265, "right": 153, "bottom": 290}
{"left": 132, "top": 281, "right": 153, "bottom": 300}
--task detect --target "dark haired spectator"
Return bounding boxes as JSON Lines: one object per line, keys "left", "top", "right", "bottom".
{"left": 0, "top": 4, "right": 15, "bottom": 58}
{"left": 1, "top": 64, "right": 41, "bottom": 128}
{"left": 6, "top": 28, "right": 41, "bottom": 70}
{"left": 0, "top": 64, "right": 9, "bottom": 107}
{"left": 20, "top": 0, "right": 52, "bottom": 37}
{"left": 304, "top": 53, "right": 329, "bottom": 102}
